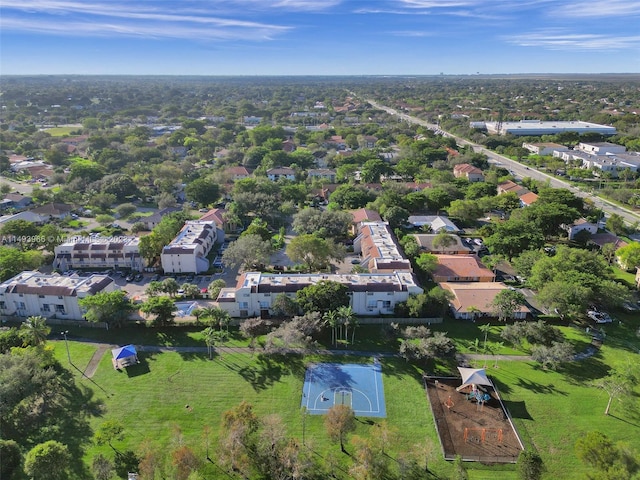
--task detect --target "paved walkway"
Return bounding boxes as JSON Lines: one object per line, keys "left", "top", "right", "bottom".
{"left": 76, "top": 340, "right": 601, "bottom": 378}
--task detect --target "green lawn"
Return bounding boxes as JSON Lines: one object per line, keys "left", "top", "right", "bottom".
{"left": 47, "top": 318, "right": 640, "bottom": 479}
{"left": 43, "top": 126, "right": 81, "bottom": 136}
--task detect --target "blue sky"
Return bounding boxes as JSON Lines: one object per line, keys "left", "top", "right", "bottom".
{"left": 1, "top": 0, "right": 639, "bottom": 75}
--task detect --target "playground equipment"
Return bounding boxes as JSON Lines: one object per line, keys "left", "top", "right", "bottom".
{"left": 444, "top": 395, "right": 455, "bottom": 410}
{"left": 463, "top": 427, "right": 503, "bottom": 444}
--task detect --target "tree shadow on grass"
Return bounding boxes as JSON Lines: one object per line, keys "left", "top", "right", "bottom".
{"left": 558, "top": 355, "right": 612, "bottom": 385}
{"left": 46, "top": 367, "right": 103, "bottom": 479}
{"left": 236, "top": 353, "right": 305, "bottom": 392}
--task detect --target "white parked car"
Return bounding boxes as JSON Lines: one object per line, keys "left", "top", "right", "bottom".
{"left": 587, "top": 310, "right": 612, "bottom": 323}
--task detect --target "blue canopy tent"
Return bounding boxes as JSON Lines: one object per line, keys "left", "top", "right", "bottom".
{"left": 112, "top": 344, "right": 139, "bottom": 369}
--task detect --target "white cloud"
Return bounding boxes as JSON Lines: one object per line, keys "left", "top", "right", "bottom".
{"left": 0, "top": 0, "right": 291, "bottom": 40}
{"left": 552, "top": 0, "right": 640, "bottom": 18}
{"left": 507, "top": 30, "right": 640, "bottom": 50}
{"left": 388, "top": 30, "right": 436, "bottom": 37}
{"left": 0, "top": 19, "right": 288, "bottom": 42}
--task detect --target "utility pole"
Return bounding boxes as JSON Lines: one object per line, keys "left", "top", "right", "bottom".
{"left": 61, "top": 330, "right": 71, "bottom": 364}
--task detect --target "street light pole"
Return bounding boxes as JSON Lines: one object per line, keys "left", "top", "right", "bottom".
{"left": 61, "top": 330, "right": 71, "bottom": 364}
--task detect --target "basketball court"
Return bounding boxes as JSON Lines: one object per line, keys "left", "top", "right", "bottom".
{"left": 301, "top": 362, "right": 386, "bottom": 417}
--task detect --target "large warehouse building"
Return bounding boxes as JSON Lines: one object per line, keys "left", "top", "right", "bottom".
{"left": 480, "top": 120, "right": 616, "bottom": 136}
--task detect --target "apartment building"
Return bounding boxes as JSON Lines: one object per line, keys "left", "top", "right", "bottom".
{"left": 160, "top": 221, "right": 217, "bottom": 274}
{"left": 216, "top": 271, "right": 423, "bottom": 318}
{"left": 0, "top": 271, "right": 117, "bottom": 320}
{"left": 54, "top": 236, "right": 143, "bottom": 272}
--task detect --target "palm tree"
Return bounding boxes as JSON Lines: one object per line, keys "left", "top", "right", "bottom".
{"left": 337, "top": 306, "right": 356, "bottom": 345}
{"left": 202, "top": 326, "right": 217, "bottom": 360}
{"left": 492, "top": 341, "right": 505, "bottom": 368}
{"left": 479, "top": 323, "right": 492, "bottom": 353}
{"left": 323, "top": 310, "right": 339, "bottom": 348}
{"left": 20, "top": 316, "right": 50, "bottom": 346}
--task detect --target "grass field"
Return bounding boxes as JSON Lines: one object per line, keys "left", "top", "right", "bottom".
{"left": 43, "top": 126, "right": 81, "bottom": 136}
{"left": 50, "top": 317, "right": 640, "bottom": 479}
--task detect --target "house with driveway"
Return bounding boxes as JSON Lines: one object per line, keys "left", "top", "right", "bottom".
{"left": 432, "top": 255, "right": 495, "bottom": 283}
{"left": 439, "top": 282, "right": 530, "bottom": 320}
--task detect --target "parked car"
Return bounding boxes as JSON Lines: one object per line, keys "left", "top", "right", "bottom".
{"left": 587, "top": 310, "right": 612, "bottom": 323}
{"left": 126, "top": 274, "right": 135, "bottom": 282}
{"left": 134, "top": 274, "right": 143, "bottom": 282}
{"left": 151, "top": 274, "right": 161, "bottom": 282}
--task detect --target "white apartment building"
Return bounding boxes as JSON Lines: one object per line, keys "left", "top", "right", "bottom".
{"left": 0, "top": 271, "right": 117, "bottom": 320}
{"left": 160, "top": 221, "right": 217, "bottom": 274}
{"left": 216, "top": 271, "right": 423, "bottom": 318}
{"left": 354, "top": 222, "right": 413, "bottom": 273}
{"left": 54, "top": 236, "right": 143, "bottom": 272}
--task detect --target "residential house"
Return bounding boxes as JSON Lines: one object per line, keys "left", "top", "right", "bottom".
{"left": 440, "top": 282, "right": 530, "bottom": 320}
{"left": 160, "top": 221, "right": 218, "bottom": 274}
{"left": 360, "top": 135, "right": 378, "bottom": 149}
{"left": 0, "top": 271, "right": 118, "bottom": 320}
{"left": 0, "top": 210, "right": 47, "bottom": 227}
{"left": 588, "top": 233, "right": 628, "bottom": 251}
{"left": 25, "top": 165, "right": 54, "bottom": 181}
{"left": 224, "top": 166, "right": 253, "bottom": 181}
{"left": 307, "top": 169, "right": 337, "bottom": 183}
{"left": 10, "top": 160, "right": 47, "bottom": 173}
{"left": 412, "top": 234, "right": 473, "bottom": 255}
{"left": 354, "top": 222, "right": 413, "bottom": 273}
{"left": 198, "top": 208, "right": 231, "bottom": 238}
{"left": 407, "top": 215, "right": 462, "bottom": 233}
{"left": 216, "top": 271, "right": 423, "bottom": 318}
{"left": 565, "top": 218, "right": 598, "bottom": 240}
{"left": 282, "top": 139, "right": 296, "bottom": 153}
{"left": 497, "top": 180, "right": 529, "bottom": 196}
{"left": 324, "top": 135, "right": 347, "bottom": 150}
{"left": 143, "top": 207, "right": 182, "bottom": 231}
{"left": 0, "top": 193, "right": 32, "bottom": 211}
{"left": 8, "top": 154, "right": 33, "bottom": 164}
{"left": 54, "top": 236, "right": 143, "bottom": 272}
{"left": 432, "top": 255, "right": 495, "bottom": 283}
{"left": 453, "top": 163, "right": 484, "bottom": 182}
{"left": 519, "top": 192, "right": 539, "bottom": 207}
{"left": 29, "top": 203, "right": 74, "bottom": 220}
{"left": 266, "top": 167, "right": 296, "bottom": 182}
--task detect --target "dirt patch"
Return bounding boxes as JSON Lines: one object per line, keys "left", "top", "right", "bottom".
{"left": 425, "top": 376, "right": 524, "bottom": 463}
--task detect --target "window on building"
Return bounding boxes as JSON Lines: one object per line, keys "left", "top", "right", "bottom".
{"left": 239, "top": 302, "right": 249, "bottom": 309}
{"left": 19, "top": 302, "right": 26, "bottom": 310}
{"left": 55, "top": 305, "right": 65, "bottom": 314}
{"left": 42, "top": 304, "right": 50, "bottom": 312}
{"left": 382, "top": 301, "right": 392, "bottom": 309}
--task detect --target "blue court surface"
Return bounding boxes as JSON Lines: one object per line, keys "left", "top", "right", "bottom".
{"left": 301, "top": 362, "right": 386, "bottom": 417}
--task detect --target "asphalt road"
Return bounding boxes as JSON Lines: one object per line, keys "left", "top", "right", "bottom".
{"left": 0, "top": 175, "right": 36, "bottom": 195}
{"left": 364, "top": 98, "right": 640, "bottom": 226}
